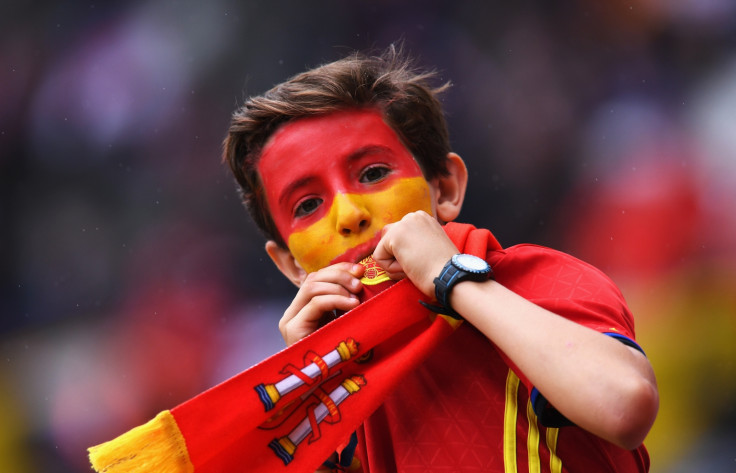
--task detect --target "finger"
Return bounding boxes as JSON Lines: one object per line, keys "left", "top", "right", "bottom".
{"left": 385, "top": 270, "right": 406, "bottom": 281}
{"left": 372, "top": 246, "right": 403, "bottom": 276}
{"left": 305, "top": 293, "right": 361, "bottom": 314}
{"left": 329, "top": 261, "right": 366, "bottom": 278}
{"left": 280, "top": 294, "right": 361, "bottom": 344}
{"left": 289, "top": 265, "right": 363, "bottom": 307}
{"left": 281, "top": 292, "right": 359, "bottom": 331}
{"left": 304, "top": 263, "right": 364, "bottom": 291}
{"left": 373, "top": 229, "right": 396, "bottom": 268}
{"left": 282, "top": 281, "right": 354, "bottom": 322}
{"left": 380, "top": 221, "right": 395, "bottom": 236}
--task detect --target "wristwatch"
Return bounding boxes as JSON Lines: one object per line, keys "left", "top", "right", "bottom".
{"left": 428, "top": 254, "right": 493, "bottom": 319}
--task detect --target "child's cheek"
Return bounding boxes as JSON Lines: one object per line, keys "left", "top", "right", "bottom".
{"left": 368, "top": 177, "right": 434, "bottom": 229}
{"left": 286, "top": 223, "right": 339, "bottom": 273}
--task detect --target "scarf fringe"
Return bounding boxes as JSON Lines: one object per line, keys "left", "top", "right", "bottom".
{"left": 88, "top": 410, "right": 194, "bottom": 473}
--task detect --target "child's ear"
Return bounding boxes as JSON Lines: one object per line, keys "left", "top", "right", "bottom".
{"left": 265, "top": 240, "right": 307, "bottom": 287}
{"left": 431, "top": 152, "right": 468, "bottom": 223}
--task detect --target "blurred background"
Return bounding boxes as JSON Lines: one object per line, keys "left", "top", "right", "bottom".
{"left": 1, "top": 0, "right": 735, "bottom": 471}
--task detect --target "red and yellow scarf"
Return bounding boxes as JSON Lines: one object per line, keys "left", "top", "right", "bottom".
{"left": 88, "top": 222, "right": 501, "bottom": 472}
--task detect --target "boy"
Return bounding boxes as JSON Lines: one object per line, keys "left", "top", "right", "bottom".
{"left": 223, "top": 46, "right": 658, "bottom": 472}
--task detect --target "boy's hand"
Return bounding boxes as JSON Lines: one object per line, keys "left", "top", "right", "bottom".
{"left": 279, "top": 262, "right": 365, "bottom": 346}
{"left": 373, "top": 211, "right": 458, "bottom": 297}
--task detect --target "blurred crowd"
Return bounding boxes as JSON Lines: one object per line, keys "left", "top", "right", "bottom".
{"left": 1, "top": 1, "right": 735, "bottom": 471}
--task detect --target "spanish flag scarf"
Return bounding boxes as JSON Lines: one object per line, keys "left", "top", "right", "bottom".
{"left": 88, "top": 222, "right": 501, "bottom": 472}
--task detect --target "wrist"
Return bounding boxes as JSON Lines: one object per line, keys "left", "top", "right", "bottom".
{"left": 429, "top": 253, "right": 493, "bottom": 319}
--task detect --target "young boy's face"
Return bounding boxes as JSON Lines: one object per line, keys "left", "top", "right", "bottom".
{"left": 257, "top": 108, "right": 435, "bottom": 273}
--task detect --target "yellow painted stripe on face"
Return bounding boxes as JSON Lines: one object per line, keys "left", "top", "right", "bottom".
{"left": 546, "top": 427, "right": 562, "bottom": 473}
{"left": 287, "top": 176, "right": 433, "bottom": 273}
{"left": 503, "top": 370, "right": 520, "bottom": 473}
{"left": 527, "top": 401, "right": 541, "bottom": 473}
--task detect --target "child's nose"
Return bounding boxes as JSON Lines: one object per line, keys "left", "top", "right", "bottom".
{"left": 334, "top": 193, "right": 371, "bottom": 236}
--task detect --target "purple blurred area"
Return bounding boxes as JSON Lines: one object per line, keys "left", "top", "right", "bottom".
{"left": 1, "top": 1, "right": 735, "bottom": 471}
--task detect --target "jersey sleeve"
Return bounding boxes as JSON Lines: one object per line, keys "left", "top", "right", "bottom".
{"left": 487, "top": 244, "right": 645, "bottom": 427}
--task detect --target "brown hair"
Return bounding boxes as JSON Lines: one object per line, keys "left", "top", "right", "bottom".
{"left": 223, "top": 44, "right": 452, "bottom": 247}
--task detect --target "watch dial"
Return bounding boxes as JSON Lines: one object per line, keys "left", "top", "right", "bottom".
{"left": 454, "top": 254, "right": 489, "bottom": 272}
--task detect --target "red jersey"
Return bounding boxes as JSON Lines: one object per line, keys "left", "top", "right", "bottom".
{"left": 354, "top": 242, "right": 650, "bottom": 473}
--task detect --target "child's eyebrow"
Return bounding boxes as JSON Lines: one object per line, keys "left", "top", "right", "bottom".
{"left": 346, "top": 145, "right": 394, "bottom": 163}
{"left": 278, "top": 176, "right": 317, "bottom": 205}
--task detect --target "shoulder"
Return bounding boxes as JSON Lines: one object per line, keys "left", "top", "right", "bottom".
{"left": 489, "top": 244, "right": 637, "bottom": 337}
{"left": 490, "top": 243, "right": 618, "bottom": 293}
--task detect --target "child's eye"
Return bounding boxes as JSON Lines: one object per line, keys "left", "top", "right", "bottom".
{"left": 294, "top": 197, "right": 323, "bottom": 218}
{"left": 359, "top": 165, "right": 391, "bottom": 184}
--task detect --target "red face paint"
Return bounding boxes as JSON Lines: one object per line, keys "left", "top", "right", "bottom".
{"left": 258, "top": 108, "right": 435, "bottom": 272}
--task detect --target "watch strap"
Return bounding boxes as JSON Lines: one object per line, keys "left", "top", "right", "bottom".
{"left": 419, "top": 299, "right": 463, "bottom": 320}
{"left": 426, "top": 254, "right": 493, "bottom": 320}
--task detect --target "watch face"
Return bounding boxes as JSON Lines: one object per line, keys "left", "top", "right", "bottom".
{"left": 453, "top": 254, "right": 489, "bottom": 273}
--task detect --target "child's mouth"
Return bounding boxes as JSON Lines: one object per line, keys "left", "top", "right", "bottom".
{"left": 329, "top": 234, "right": 382, "bottom": 266}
